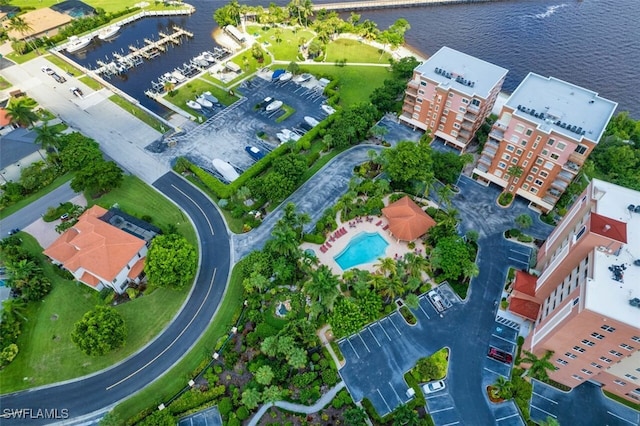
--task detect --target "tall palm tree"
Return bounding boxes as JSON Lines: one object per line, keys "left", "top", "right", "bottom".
{"left": 375, "top": 257, "right": 397, "bottom": 278}
{"left": 506, "top": 165, "right": 524, "bottom": 193}
{"left": 491, "top": 376, "right": 513, "bottom": 399}
{"left": 7, "top": 17, "right": 39, "bottom": 54}
{"left": 300, "top": 0, "right": 314, "bottom": 26}
{"left": 305, "top": 265, "right": 340, "bottom": 313}
{"left": 5, "top": 99, "right": 38, "bottom": 128}
{"left": 403, "top": 252, "right": 428, "bottom": 280}
{"left": 34, "top": 121, "right": 62, "bottom": 154}
{"left": 521, "top": 350, "right": 555, "bottom": 381}
{"left": 2, "top": 298, "right": 28, "bottom": 322}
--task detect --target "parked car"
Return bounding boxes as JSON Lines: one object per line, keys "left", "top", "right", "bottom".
{"left": 60, "top": 213, "right": 70, "bottom": 221}
{"left": 41, "top": 66, "right": 55, "bottom": 75}
{"left": 52, "top": 73, "right": 67, "bottom": 83}
{"left": 488, "top": 347, "right": 513, "bottom": 364}
{"left": 7, "top": 228, "right": 20, "bottom": 235}
{"left": 69, "top": 87, "right": 83, "bottom": 98}
{"left": 422, "top": 380, "right": 446, "bottom": 394}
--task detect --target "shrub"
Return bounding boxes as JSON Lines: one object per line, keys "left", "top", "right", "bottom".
{"left": 302, "top": 233, "right": 325, "bottom": 244}
{"left": 517, "top": 234, "right": 533, "bottom": 243}
{"left": 236, "top": 406, "right": 250, "bottom": 421}
{"left": 498, "top": 192, "right": 514, "bottom": 206}
{"left": 218, "top": 397, "right": 233, "bottom": 418}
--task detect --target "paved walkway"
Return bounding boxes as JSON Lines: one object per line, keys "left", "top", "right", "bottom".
{"left": 232, "top": 144, "right": 382, "bottom": 260}
{"left": 247, "top": 382, "right": 346, "bottom": 426}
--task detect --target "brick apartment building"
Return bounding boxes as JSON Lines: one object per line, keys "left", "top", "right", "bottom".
{"left": 473, "top": 73, "right": 617, "bottom": 212}
{"left": 510, "top": 179, "right": 640, "bottom": 403}
{"left": 399, "top": 46, "right": 508, "bottom": 152}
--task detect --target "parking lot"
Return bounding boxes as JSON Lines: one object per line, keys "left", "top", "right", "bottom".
{"left": 483, "top": 321, "right": 518, "bottom": 380}
{"left": 147, "top": 70, "right": 331, "bottom": 181}
{"left": 506, "top": 245, "right": 533, "bottom": 271}
{"left": 338, "top": 290, "right": 461, "bottom": 417}
{"left": 425, "top": 391, "right": 463, "bottom": 426}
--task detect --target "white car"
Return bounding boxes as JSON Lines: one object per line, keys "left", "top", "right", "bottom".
{"left": 41, "top": 66, "right": 55, "bottom": 75}
{"left": 422, "top": 380, "right": 445, "bottom": 394}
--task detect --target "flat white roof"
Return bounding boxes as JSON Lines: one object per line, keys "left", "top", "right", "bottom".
{"left": 586, "top": 179, "right": 640, "bottom": 328}
{"left": 506, "top": 73, "right": 617, "bottom": 144}
{"left": 415, "top": 46, "right": 508, "bottom": 99}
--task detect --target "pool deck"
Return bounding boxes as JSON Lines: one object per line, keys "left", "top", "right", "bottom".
{"left": 301, "top": 216, "right": 417, "bottom": 275}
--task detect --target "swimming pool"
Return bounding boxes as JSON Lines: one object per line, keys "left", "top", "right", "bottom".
{"left": 334, "top": 232, "right": 389, "bottom": 271}
{"left": 0, "top": 279, "right": 5, "bottom": 287}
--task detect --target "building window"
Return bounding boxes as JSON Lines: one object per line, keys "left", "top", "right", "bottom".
{"left": 550, "top": 153, "right": 560, "bottom": 160}
{"left": 418, "top": 90, "right": 425, "bottom": 95}
{"left": 530, "top": 187, "right": 538, "bottom": 194}
{"left": 590, "top": 362, "right": 602, "bottom": 369}
{"left": 614, "top": 379, "right": 627, "bottom": 386}
{"left": 625, "top": 374, "right": 639, "bottom": 380}
{"left": 573, "top": 346, "right": 586, "bottom": 353}
{"left": 540, "top": 171, "right": 549, "bottom": 178}
{"left": 544, "top": 161, "right": 554, "bottom": 170}
{"left": 601, "top": 325, "right": 616, "bottom": 333}
{"left": 557, "top": 142, "right": 566, "bottom": 150}
{"left": 413, "top": 113, "right": 420, "bottom": 119}
{"left": 523, "top": 161, "right": 529, "bottom": 167}
{"left": 532, "top": 167, "right": 539, "bottom": 174}
{"left": 448, "top": 92, "right": 453, "bottom": 97}
{"left": 453, "top": 123, "right": 460, "bottom": 129}
{"left": 556, "top": 359, "right": 568, "bottom": 365}
{"left": 620, "top": 343, "right": 635, "bottom": 351}
{"left": 433, "top": 113, "right": 437, "bottom": 119}
{"left": 510, "top": 135, "right": 519, "bottom": 143}
{"left": 431, "top": 121, "right": 435, "bottom": 127}
{"left": 526, "top": 175, "right": 534, "bottom": 182}
{"left": 609, "top": 350, "right": 623, "bottom": 357}
{"left": 547, "top": 138, "right": 555, "bottom": 146}
{"left": 533, "top": 142, "right": 539, "bottom": 149}
{"left": 516, "top": 149, "right": 524, "bottom": 156}
{"left": 420, "top": 81, "right": 427, "bottom": 86}
{"left": 527, "top": 152, "right": 533, "bottom": 159}
{"left": 459, "top": 107, "right": 466, "bottom": 112}
{"left": 417, "top": 98, "right": 423, "bottom": 103}
{"left": 526, "top": 129, "right": 533, "bottom": 136}
{"left": 451, "top": 130, "right": 458, "bottom": 137}
{"left": 581, "top": 339, "right": 595, "bottom": 347}
{"left": 632, "top": 336, "right": 640, "bottom": 342}
{"left": 565, "top": 352, "right": 577, "bottom": 359}
{"left": 591, "top": 332, "right": 605, "bottom": 340}
{"left": 444, "top": 108, "right": 449, "bottom": 115}
{"left": 572, "top": 375, "right": 583, "bottom": 381}
{"left": 511, "top": 158, "right": 518, "bottom": 164}
{"left": 575, "top": 226, "right": 587, "bottom": 241}
{"left": 535, "top": 179, "right": 544, "bottom": 186}
{"left": 446, "top": 101, "right": 451, "bottom": 107}
{"left": 462, "top": 98, "right": 469, "bottom": 104}
{"left": 415, "top": 106, "right": 421, "bottom": 112}
{"left": 542, "top": 149, "right": 550, "bottom": 156}
{"left": 438, "top": 124, "right": 444, "bottom": 131}
{"left": 575, "top": 144, "right": 588, "bottom": 154}
{"left": 506, "top": 145, "right": 515, "bottom": 152}
{"left": 522, "top": 183, "right": 529, "bottom": 190}
{"left": 498, "top": 162, "right": 507, "bottom": 169}
{"left": 435, "top": 105, "right": 439, "bottom": 112}
{"left": 472, "top": 99, "right": 480, "bottom": 107}
{"left": 536, "top": 158, "right": 544, "bottom": 165}
{"left": 600, "top": 356, "right": 613, "bottom": 363}
{"left": 521, "top": 140, "right": 528, "bottom": 147}
{"left": 515, "top": 124, "right": 525, "bottom": 133}
{"left": 580, "top": 369, "right": 593, "bottom": 375}
{"left": 502, "top": 153, "right": 511, "bottom": 160}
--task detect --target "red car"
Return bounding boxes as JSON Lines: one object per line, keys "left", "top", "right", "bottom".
{"left": 488, "top": 347, "right": 513, "bottom": 364}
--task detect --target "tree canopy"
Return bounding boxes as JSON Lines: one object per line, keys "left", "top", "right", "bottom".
{"left": 70, "top": 160, "right": 123, "bottom": 194}
{"left": 431, "top": 236, "right": 475, "bottom": 282}
{"left": 71, "top": 306, "right": 126, "bottom": 356}
{"left": 145, "top": 234, "right": 198, "bottom": 289}
{"left": 382, "top": 139, "right": 434, "bottom": 188}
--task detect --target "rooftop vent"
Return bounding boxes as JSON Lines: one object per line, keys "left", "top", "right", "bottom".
{"left": 634, "top": 259, "right": 640, "bottom": 266}
{"left": 628, "top": 204, "right": 635, "bottom": 212}
{"left": 635, "top": 205, "right": 640, "bottom": 213}
{"left": 629, "top": 298, "right": 640, "bottom": 308}
{"left": 608, "top": 264, "right": 625, "bottom": 282}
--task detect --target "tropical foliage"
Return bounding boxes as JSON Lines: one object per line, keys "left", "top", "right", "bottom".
{"left": 145, "top": 234, "right": 198, "bottom": 290}
{"left": 71, "top": 306, "right": 126, "bottom": 356}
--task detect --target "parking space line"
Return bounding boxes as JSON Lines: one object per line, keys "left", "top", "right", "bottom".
{"left": 418, "top": 303, "right": 431, "bottom": 319}
{"left": 484, "top": 366, "right": 508, "bottom": 377}
{"left": 358, "top": 334, "right": 371, "bottom": 352}
{"left": 368, "top": 327, "right": 382, "bottom": 347}
{"left": 377, "top": 322, "right": 392, "bottom": 341}
{"left": 430, "top": 407, "right": 454, "bottom": 414}
{"left": 530, "top": 404, "right": 556, "bottom": 418}
{"left": 532, "top": 391, "right": 558, "bottom": 404}
{"left": 491, "top": 333, "right": 517, "bottom": 344}
{"left": 607, "top": 411, "right": 636, "bottom": 425}
{"left": 508, "top": 257, "right": 529, "bottom": 265}
{"left": 347, "top": 339, "right": 360, "bottom": 359}
{"left": 509, "top": 249, "right": 530, "bottom": 256}
{"left": 496, "top": 413, "right": 520, "bottom": 421}
{"left": 441, "top": 422, "right": 460, "bottom": 426}
{"left": 377, "top": 388, "right": 392, "bottom": 414}
{"left": 388, "top": 315, "right": 403, "bottom": 336}
{"left": 388, "top": 382, "right": 403, "bottom": 404}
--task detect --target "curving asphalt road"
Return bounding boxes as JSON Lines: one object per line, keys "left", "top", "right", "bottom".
{"left": 0, "top": 173, "right": 230, "bottom": 424}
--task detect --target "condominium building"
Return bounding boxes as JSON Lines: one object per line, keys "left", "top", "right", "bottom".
{"left": 399, "top": 46, "right": 508, "bottom": 152}
{"left": 473, "top": 73, "right": 617, "bottom": 212}
{"left": 510, "top": 179, "right": 640, "bottom": 403}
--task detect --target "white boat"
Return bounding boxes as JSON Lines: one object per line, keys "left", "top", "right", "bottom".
{"left": 293, "top": 73, "right": 312, "bottom": 83}
{"left": 193, "top": 55, "right": 209, "bottom": 67}
{"left": 98, "top": 25, "right": 121, "bottom": 40}
{"left": 265, "top": 100, "right": 283, "bottom": 112}
{"left": 321, "top": 104, "right": 336, "bottom": 115}
{"left": 196, "top": 95, "right": 213, "bottom": 108}
{"left": 202, "top": 51, "right": 215, "bottom": 63}
{"left": 282, "top": 129, "right": 301, "bottom": 141}
{"left": 279, "top": 72, "right": 293, "bottom": 82}
{"left": 171, "top": 70, "right": 186, "bottom": 82}
{"left": 212, "top": 159, "right": 240, "bottom": 182}
{"left": 66, "top": 35, "right": 93, "bottom": 53}
{"left": 202, "top": 91, "right": 219, "bottom": 104}
{"left": 276, "top": 132, "right": 290, "bottom": 144}
{"left": 304, "top": 116, "right": 320, "bottom": 127}
{"left": 162, "top": 73, "right": 177, "bottom": 84}
{"left": 186, "top": 100, "right": 202, "bottom": 110}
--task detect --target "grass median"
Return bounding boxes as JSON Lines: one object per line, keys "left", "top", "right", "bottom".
{"left": 108, "top": 95, "right": 167, "bottom": 134}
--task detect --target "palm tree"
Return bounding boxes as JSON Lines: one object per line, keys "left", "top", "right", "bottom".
{"left": 305, "top": 265, "right": 340, "bottom": 313}
{"left": 404, "top": 293, "right": 420, "bottom": 310}
{"left": 34, "top": 121, "right": 62, "bottom": 154}
{"left": 521, "top": 350, "right": 555, "bottom": 381}
{"left": 2, "top": 298, "right": 28, "bottom": 322}
{"left": 393, "top": 404, "right": 419, "bottom": 426}
{"left": 163, "top": 80, "right": 175, "bottom": 93}
{"left": 375, "top": 257, "right": 397, "bottom": 278}
{"left": 7, "top": 17, "right": 39, "bottom": 54}
{"left": 241, "top": 388, "right": 261, "bottom": 410}
{"left": 491, "top": 376, "right": 513, "bottom": 399}
{"left": 505, "top": 165, "right": 524, "bottom": 193}
{"left": 5, "top": 99, "right": 38, "bottom": 128}
{"left": 462, "top": 262, "right": 480, "bottom": 281}
{"left": 359, "top": 19, "right": 379, "bottom": 41}
{"left": 403, "top": 252, "right": 428, "bottom": 280}
{"left": 300, "top": 0, "right": 314, "bottom": 26}
{"left": 243, "top": 271, "right": 270, "bottom": 294}
{"left": 436, "top": 184, "right": 455, "bottom": 210}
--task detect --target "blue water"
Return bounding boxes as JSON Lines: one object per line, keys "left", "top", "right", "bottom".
{"left": 63, "top": 0, "right": 640, "bottom": 118}
{"left": 0, "top": 279, "right": 5, "bottom": 287}
{"left": 334, "top": 232, "right": 389, "bottom": 270}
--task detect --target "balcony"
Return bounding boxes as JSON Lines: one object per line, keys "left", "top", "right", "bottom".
{"left": 562, "top": 160, "right": 580, "bottom": 173}
{"left": 457, "top": 136, "right": 469, "bottom": 145}
{"left": 483, "top": 145, "right": 497, "bottom": 157}
{"left": 459, "top": 128, "right": 471, "bottom": 138}
{"left": 404, "top": 98, "right": 416, "bottom": 107}
{"left": 489, "top": 128, "right": 505, "bottom": 140}
{"left": 479, "top": 155, "right": 493, "bottom": 166}
{"left": 467, "top": 103, "right": 480, "bottom": 113}
{"left": 476, "top": 163, "right": 489, "bottom": 173}
{"left": 557, "top": 170, "right": 574, "bottom": 182}
{"left": 542, "top": 195, "right": 557, "bottom": 205}
{"left": 551, "top": 179, "right": 569, "bottom": 191}
{"left": 546, "top": 187, "right": 562, "bottom": 198}
{"left": 464, "top": 112, "right": 478, "bottom": 121}
{"left": 402, "top": 104, "right": 414, "bottom": 114}
{"left": 485, "top": 140, "right": 499, "bottom": 149}
{"left": 461, "top": 120, "right": 474, "bottom": 131}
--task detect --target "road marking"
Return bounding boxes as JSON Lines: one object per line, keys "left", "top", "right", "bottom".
{"left": 532, "top": 391, "right": 558, "bottom": 404}
{"left": 377, "top": 388, "right": 392, "bottom": 414}
{"left": 388, "top": 381, "right": 403, "bottom": 404}
{"left": 170, "top": 184, "right": 214, "bottom": 235}
{"left": 496, "top": 413, "right": 520, "bottom": 421}
{"left": 491, "top": 333, "right": 517, "bottom": 344}
{"left": 442, "top": 422, "right": 460, "bottom": 426}
{"left": 388, "top": 315, "right": 402, "bottom": 336}
{"left": 378, "top": 321, "right": 392, "bottom": 341}
{"left": 430, "top": 407, "right": 454, "bottom": 414}
{"left": 107, "top": 269, "right": 218, "bottom": 390}
{"left": 530, "top": 404, "right": 556, "bottom": 418}
{"left": 509, "top": 249, "right": 530, "bottom": 256}
{"left": 418, "top": 302, "right": 431, "bottom": 319}
{"left": 483, "top": 366, "right": 508, "bottom": 378}
{"left": 347, "top": 339, "right": 360, "bottom": 359}
{"left": 607, "top": 411, "right": 636, "bottom": 425}
{"left": 368, "top": 327, "right": 381, "bottom": 347}
{"left": 508, "top": 256, "right": 528, "bottom": 265}
{"left": 358, "top": 333, "right": 371, "bottom": 352}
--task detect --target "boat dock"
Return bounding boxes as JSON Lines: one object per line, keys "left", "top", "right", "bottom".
{"left": 94, "top": 26, "right": 193, "bottom": 76}
{"left": 311, "top": 0, "right": 498, "bottom": 11}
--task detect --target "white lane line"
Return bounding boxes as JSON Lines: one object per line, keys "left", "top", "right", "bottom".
{"left": 368, "top": 327, "right": 381, "bottom": 347}
{"left": 171, "top": 184, "right": 214, "bottom": 235}
{"left": 377, "top": 388, "right": 392, "bottom": 413}
{"left": 430, "top": 407, "right": 454, "bottom": 414}
{"left": 509, "top": 249, "right": 530, "bottom": 256}
{"left": 388, "top": 315, "right": 402, "bottom": 336}
{"left": 442, "top": 422, "right": 460, "bottom": 426}
{"left": 107, "top": 269, "right": 218, "bottom": 390}
{"left": 378, "top": 322, "right": 392, "bottom": 341}
{"left": 492, "top": 333, "right": 517, "bottom": 344}
{"left": 530, "top": 404, "right": 556, "bottom": 418}
{"left": 508, "top": 256, "right": 528, "bottom": 264}
{"left": 389, "top": 382, "right": 402, "bottom": 404}
{"left": 607, "top": 411, "right": 636, "bottom": 425}
{"left": 358, "top": 333, "right": 371, "bottom": 352}
{"left": 484, "top": 367, "right": 508, "bottom": 378}
{"left": 532, "top": 391, "right": 558, "bottom": 404}
{"left": 418, "top": 302, "right": 430, "bottom": 319}
{"left": 347, "top": 339, "right": 360, "bottom": 359}
{"left": 496, "top": 413, "right": 520, "bottom": 421}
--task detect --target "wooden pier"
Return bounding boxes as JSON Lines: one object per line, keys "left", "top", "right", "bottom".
{"left": 311, "top": 0, "right": 498, "bottom": 12}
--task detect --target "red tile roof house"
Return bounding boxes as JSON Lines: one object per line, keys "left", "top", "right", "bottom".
{"left": 44, "top": 205, "right": 147, "bottom": 294}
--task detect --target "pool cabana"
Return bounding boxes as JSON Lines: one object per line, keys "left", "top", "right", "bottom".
{"left": 381, "top": 196, "right": 436, "bottom": 242}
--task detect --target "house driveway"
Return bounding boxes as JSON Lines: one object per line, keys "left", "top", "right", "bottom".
{"left": 22, "top": 194, "right": 87, "bottom": 249}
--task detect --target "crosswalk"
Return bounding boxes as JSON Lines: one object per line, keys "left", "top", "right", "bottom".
{"left": 496, "top": 316, "right": 520, "bottom": 331}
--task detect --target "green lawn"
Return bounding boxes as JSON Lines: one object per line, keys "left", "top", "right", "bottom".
{"left": 326, "top": 38, "right": 392, "bottom": 63}
{"left": 79, "top": 76, "right": 103, "bottom": 91}
{"left": 300, "top": 64, "right": 391, "bottom": 106}
{"left": 8, "top": 0, "right": 172, "bottom": 14}
{"left": 0, "top": 235, "right": 190, "bottom": 393}
{"left": 163, "top": 78, "right": 240, "bottom": 119}
{"left": 45, "top": 55, "right": 85, "bottom": 77}
{"left": 0, "top": 75, "right": 12, "bottom": 90}
{"left": 0, "top": 173, "right": 74, "bottom": 220}
{"left": 202, "top": 53, "right": 273, "bottom": 89}
{"left": 108, "top": 95, "right": 167, "bottom": 134}
{"left": 111, "top": 259, "right": 246, "bottom": 424}
{"left": 90, "top": 175, "right": 197, "bottom": 247}
{"left": 247, "top": 25, "right": 314, "bottom": 62}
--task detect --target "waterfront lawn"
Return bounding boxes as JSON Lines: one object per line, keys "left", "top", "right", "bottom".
{"left": 108, "top": 95, "right": 167, "bottom": 133}
{"left": 0, "top": 173, "right": 74, "bottom": 220}
{"left": 90, "top": 175, "right": 197, "bottom": 247}
{"left": 300, "top": 64, "right": 390, "bottom": 106}
{"left": 79, "top": 76, "right": 103, "bottom": 91}
{"left": 164, "top": 78, "right": 241, "bottom": 118}
{"left": 326, "top": 38, "right": 392, "bottom": 63}
{"left": 45, "top": 55, "right": 85, "bottom": 78}
{"left": 0, "top": 234, "right": 190, "bottom": 393}
{"left": 247, "top": 25, "right": 314, "bottom": 61}
{"left": 8, "top": 0, "right": 158, "bottom": 14}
